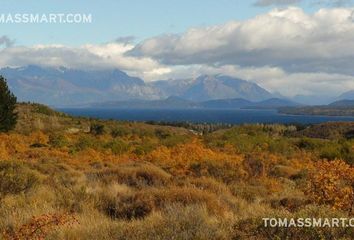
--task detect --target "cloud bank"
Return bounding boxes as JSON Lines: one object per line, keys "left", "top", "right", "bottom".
{"left": 1, "top": 7, "right": 354, "bottom": 96}
{"left": 254, "top": 0, "right": 353, "bottom": 7}
{"left": 129, "top": 7, "right": 354, "bottom": 75}
{"left": 0, "top": 42, "right": 171, "bottom": 81}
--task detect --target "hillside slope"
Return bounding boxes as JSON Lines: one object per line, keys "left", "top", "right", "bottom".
{"left": 0, "top": 104, "right": 352, "bottom": 240}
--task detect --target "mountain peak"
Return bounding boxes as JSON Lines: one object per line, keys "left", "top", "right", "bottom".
{"left": 338, "top": 90, "right": 354, "bottom": 101}
{"left": 178, "top": 74, "right": 274, "bottom": 102}
{"left": 0, "top": 65, "right": 278, "bottom": 106}
{"left": 0, "top": 65, "right": 160, "bottom": 106}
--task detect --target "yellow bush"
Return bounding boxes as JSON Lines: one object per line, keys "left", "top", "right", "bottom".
{"left": 306, "top": 159, "right": 354, "bottom": 213}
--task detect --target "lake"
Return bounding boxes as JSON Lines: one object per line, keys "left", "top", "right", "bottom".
{"left": 57, "top": 108, "right": 354, "bottom": 125}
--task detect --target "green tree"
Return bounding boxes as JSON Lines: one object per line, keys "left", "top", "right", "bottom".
{"left": 0, "top": 76, "right": 17, "bottom": 132}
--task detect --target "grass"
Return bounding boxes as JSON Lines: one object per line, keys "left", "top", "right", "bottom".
{"left": 0, "top": 103, "right": 353, "bottom": 239}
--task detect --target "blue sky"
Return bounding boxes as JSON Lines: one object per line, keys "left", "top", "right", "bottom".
{"left": 1, "top": 0, "right": 318, "bottom": 46}
{"left": 1, "top": 0, "right": 354, "bottom": 97}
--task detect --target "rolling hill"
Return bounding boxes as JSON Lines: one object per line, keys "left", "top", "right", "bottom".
{"left": 279, "top": 99, "right": 354, "bottom": 116}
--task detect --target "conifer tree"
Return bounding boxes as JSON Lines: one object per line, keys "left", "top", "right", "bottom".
{"left": 0, "top": 76, "right": 17, "bottom": 132}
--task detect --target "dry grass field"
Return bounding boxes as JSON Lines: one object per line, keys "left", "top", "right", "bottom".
{"left": 0, "top": 103, "right": 353, "bottom": 239}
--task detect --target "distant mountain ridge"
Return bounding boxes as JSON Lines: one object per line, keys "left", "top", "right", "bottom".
{"left": 328, "top": 99, "right": 354, "bottom": 107}
{"left": 337, "top": 90, "right": 354, "bottom": 101}
{"left": 151, "top": 75, "right": 274, "bottom": 102}
{"left": 1, "top": 65, "right": 278, "bottom": 106}
{"left": 200, "top": 98, "right": 253, "bottom": 108}
{"left": 89, "top": 96, "right": 199, "bottom": 109}
{"left": 291, "top": 94, "right": 335, "bottom": 105}
{"left": 87, "top": 97, "right": 300, "bottom": 109}
{"left": 279, "top": 99, "right": 354, "bottom": 116}
{"left": 1, "top": 65, "right": 160, "bottom": 106}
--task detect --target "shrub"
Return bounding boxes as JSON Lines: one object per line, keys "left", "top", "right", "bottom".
{"left": 0, "top": 160, "right": 39, "bottom": 199}
{"left": 104, "top": 139, "right": 130, "bottom": 155}
{"left": 32, "top": 103, "right": 58, "bottom": 116}
{"left": 90, "top": 123, "right": 105, "bottom": 135}
{"left": 54, "top": 185, "right": 89, "bottom": 213}
{"left": 243, "top": 155, "right": 266, "bottom": 177}
{"left": 30, "top": 143, "right": 48, "bottom": 148}
{"left": 3, "top": 213, "right": 78, "bottom": 240}
{"left": 117, "top": 204, "right": 233, "bottom": 240}
{"left": 69, "top": 204, "right": 233, "bottom": 240}
{"left": 181, "top": 177, "right": 231, "bottom": 196}
{"left": 161, "top": 135, "right": 190, "bottom": 147}
{"left": 97, "top": 186, "right": 229, "bottom": 220}
{"left": 74, "top": 135, "right": 98, "bottom": 151}
{"left": 154, "top": 129, "right": 171, "bottom": 139}
{"left": 132, "top": 142, "right": 156, "bottom": 156}
{"left": 270, "top": 165, "right": 299, "bottom": 178}
{"left": 146, "top": 187, "right": 229, "bottom": 216}
{"left": 89, "top": 162, "right": 171, "bottom": 187}
{"left": 296, "top": 138, "right": 320, "bottom": 150}
{"left": 98, "top": 191, "right": 155, "bottom": 220}
{"left": 29, "top": 131, "right": 49, "bottom": 146}
{"left": 188, "top": 160, "right": 246, "bottom": 183}
{"left": 269, "top": 197, "right": 310, "bottom": 212}
{"left": 306, "top": 160, "right": 354, "bottom": 213}
{"left": 319, "top": 145, "right": 342, "bottom": 160}
{"left": 49, "top": 133, "right": 68, "bottom": 148}
{"left": 111, "top": 126, "right": 130, "bottom": 138}
{"left": 229, "top": 182, "right": 269, "bottom": 202}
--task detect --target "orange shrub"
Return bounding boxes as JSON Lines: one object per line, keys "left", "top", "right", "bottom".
{"left": 306, "top": 159, "right": 354, "bottom": 213}
{"left": 146, "top": 139, "right": 243, "bottom": 175}
{"left": 30, "top": 131, "right": 49, "bottom": 145}
{"left": 2, "top": 213, "right": 78, "bottom": 240}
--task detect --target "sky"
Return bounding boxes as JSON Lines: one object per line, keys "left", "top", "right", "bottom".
{"left": 1, "top": 0, "right": 354, "bottom": 97}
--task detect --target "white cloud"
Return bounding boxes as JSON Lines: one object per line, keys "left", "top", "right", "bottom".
{"left": 129, "top": 7, "right": 354, "bottom": 75}
{"left": 1, "top": 7, "right": 354, "bottom": 97}
{"left": 254, "top": 0, "right": 353, "bottom": 7}
{"left": 0, "top": 42, "right": 171, "bottom": 81}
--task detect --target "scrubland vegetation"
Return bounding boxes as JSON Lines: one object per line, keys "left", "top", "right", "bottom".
{"left": 0, "top": 103, "right": 353, "bottom": 239}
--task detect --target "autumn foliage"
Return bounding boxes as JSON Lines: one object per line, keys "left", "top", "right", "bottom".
{"left": 307, "top": 160, "right": 354, "bottom": 213}
{"left": 0, "top": 103, "right": 353, "bottom": 240}
{"left": 3, "top": 213, "right": 78, "bottom": 240}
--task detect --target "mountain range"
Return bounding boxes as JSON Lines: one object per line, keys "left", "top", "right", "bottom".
{"left": 337, "top": 90, "right": 354, "bottom": 101}
{"left": 0, "top": 65, "right": 277, "bottom": 106}
{"left": 87, "top": 96, "right": 301, "bottom": 109}
{"left": 278, "top": 99, "right": 354, "bottom": 116}
{"left": 1, "top": 65, "right": 353, "bottom": 107}
{"left": 151, "top": 75, "right": 274, "bottom": 102}
{"left": 0, "top": 65, "right": 160, "bottom": 106}
{"left": 328, "top": 99, "right": 354, "bottom": 107}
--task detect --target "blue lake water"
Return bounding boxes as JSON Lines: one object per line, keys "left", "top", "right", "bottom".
{"left": 57, "top": 108, "right": 354, "bottom": 125}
